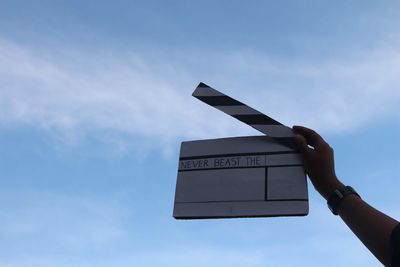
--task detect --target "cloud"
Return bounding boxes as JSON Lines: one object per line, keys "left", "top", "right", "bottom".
{"left": 0, "top": 191, "right": 126, "bottom": 267}
{"left": 0, "top": 191, "right": 127, "bottom": 253}
{"left": 0, "top": 37, "right": 399, "bottom": 152}
{"left": 0, "top": 38, "right": 256, "bottom": 154}
{"left": 0, "top": 195, "right": 381, "bottom": 267}
{"left": 218, "top": 48, "right": 400, "bottom": 131}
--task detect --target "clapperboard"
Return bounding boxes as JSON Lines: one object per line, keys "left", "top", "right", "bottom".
{"left": 173, "top": 83, "right": 308, "bottom": 219}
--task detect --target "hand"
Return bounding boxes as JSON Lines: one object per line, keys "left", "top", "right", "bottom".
{"left": 292, "top": 125, "right": 343, "bottom": 199}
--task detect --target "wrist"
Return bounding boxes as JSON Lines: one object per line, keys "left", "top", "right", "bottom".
{"left": 319, "top": 178, "right": 344, "bottom": 200}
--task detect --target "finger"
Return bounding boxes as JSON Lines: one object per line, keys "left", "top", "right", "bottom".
{"left": 292, "top": 125, "right": 325, "bottom": 148}
{"left": 292, "top": 125, "right": 321, "bottom": 147}
{"left": 295, "top": 134, "right": 312, "bottom": 157}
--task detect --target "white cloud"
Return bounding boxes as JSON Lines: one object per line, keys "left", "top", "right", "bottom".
{"left": 0, "top": 191, "right": 127, "bottom": 252}
{"left": 218, "top": 48, "right": 400, "bottom": 131}
{"left": 0, "top": 196, "right": 382, "bottom": 267}
{"left": 0, "top": 38, "right": 256, "bottom": 154}
{"left": 0, "top": 37, "right": 399, "bottom": 152}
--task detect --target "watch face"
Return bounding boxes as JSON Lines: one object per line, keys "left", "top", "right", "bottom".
{"left": 327, "top": 188, "right": 343, "bottom": 215}
{"left": 335, "top": 189, "right": 344, "bottom": 198}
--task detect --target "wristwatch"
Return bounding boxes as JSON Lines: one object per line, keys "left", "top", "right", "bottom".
{"left": 327, "top": 185, "right": 361, "bottom": 215}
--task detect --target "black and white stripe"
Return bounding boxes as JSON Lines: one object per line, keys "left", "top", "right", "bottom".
{"left": 193, "top": 82, "right": 296, "bottom": 150}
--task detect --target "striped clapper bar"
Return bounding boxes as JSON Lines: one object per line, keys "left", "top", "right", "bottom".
{"left": 173, "top": 83, "right": 308, "bottom": 219}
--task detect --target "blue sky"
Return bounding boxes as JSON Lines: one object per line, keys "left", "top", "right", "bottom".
{"left": 0, "top": 1, "right": 400, "bottom": 266}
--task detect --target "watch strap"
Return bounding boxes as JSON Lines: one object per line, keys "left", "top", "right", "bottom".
{"left": 327, "top": 185, "right": 360, "bottom": 215}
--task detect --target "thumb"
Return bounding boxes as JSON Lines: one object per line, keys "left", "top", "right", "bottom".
{"left": 295, "top": 134, "right": 312, "bottom": 158}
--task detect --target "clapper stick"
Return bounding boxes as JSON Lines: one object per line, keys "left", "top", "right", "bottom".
{"left": 192, "top": 82, "right": 297, "bottom": 150}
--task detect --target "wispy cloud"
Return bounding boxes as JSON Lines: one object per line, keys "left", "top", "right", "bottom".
{"left": 0, "top": 194, "right": 381, "bottom": 267}
{"left": 1, "top": 37, "right": 399, "bottom": 152}
{"left": 0, "top": 191, "right": 127, "bottom": 252}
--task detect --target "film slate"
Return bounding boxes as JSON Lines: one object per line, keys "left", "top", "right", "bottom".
{"left": 173, "top": 83, "right": 308, "bottom": 219}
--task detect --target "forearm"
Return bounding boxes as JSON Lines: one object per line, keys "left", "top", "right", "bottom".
{"left": 336, "top": 194, "right": 399, "bottom": 266}
{"left": 292, "top": 125, "right": 400, "bottom": 265}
